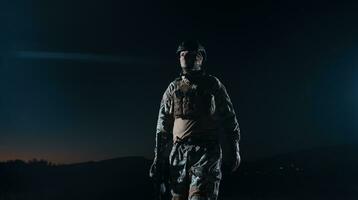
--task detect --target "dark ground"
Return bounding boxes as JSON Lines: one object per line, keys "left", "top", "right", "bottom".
{"left": 0, "top": 143, "right": 357, "bottom": 200}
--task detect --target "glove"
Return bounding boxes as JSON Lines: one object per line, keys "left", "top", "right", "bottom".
{"left": 149, "top": 158, "right": 169, "bottom": 181}
{"left": 149, "top": 158, "right": 171, "bottom": 200}
{"left": 228, "top": 140, "right": 241, "bottom": 173}
{"left": 149, "top": 159, "right": 158, "bottom": 179}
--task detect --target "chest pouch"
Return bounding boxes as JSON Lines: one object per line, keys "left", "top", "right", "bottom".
{"left": 173, "top": 84, "right": 213, "bottom": 119}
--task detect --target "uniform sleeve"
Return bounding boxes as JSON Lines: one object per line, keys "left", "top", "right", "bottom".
{"left": 154, "top": 83, "right": 174, "bottom": 161}
{"left": 212, "top": 78, "right": 240, "bottom": 142}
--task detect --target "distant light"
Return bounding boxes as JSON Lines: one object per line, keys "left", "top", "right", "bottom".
{"left": 13, "top": 51, "right": 163, "bottom": 65}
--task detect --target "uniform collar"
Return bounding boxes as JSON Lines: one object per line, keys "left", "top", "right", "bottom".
{"left": 180, "top": 69, "right": 206, "bottom": 82}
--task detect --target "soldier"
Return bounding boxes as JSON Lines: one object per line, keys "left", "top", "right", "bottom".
{"left": 149, "top": 40, "right": 241, "bottom": 200}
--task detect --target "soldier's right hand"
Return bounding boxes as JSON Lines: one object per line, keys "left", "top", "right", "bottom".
{"left": 149, "top": 160, "right": 158, "bottom": 178}
{"left": 149, "top": 159, "right": 167, "bottom": 180}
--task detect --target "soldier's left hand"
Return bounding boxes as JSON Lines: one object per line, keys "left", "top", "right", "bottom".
{"left": 230, "top": 152, "right": 241, "bottom": 172}
{"left": 229, "top": 141, "right": 241, "bottom": 172}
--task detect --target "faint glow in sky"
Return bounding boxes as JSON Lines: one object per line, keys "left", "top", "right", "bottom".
{"left": 13, "top": 50, "right": 164, "bottom": 64}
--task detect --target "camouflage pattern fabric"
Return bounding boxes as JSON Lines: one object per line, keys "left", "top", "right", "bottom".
{"left": 169, "top": 137, "right": 222, "bottom": 200}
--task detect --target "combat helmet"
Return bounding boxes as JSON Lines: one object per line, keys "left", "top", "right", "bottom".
{"left": 176, "top": 40, "right": 207, "bottom": 62}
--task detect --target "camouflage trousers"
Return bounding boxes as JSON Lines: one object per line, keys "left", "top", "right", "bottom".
{"left": 169, "top": 137, "right": 222, "bottom": 200}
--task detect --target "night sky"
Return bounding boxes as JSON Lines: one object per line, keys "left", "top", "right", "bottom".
{"left": 0, "top": 0, "right": 357, "bottom": 164}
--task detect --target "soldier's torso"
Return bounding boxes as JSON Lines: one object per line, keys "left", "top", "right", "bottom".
{"left": 169, "top": 73, "right": 220, "bottom": 141}
{"left": 172, "top": 73, "right": 217, "bottom": 120}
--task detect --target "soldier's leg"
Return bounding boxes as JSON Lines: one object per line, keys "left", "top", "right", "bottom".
{"left": 169, "top": 143, "right": 190, "bottom": 200}
{"left": 188, "top": 143, "right": 222, "bottom": 200}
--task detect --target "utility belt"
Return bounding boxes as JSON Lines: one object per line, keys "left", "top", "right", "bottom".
{"left": 174, "top": 134, "right": 219, "bottom": 146}
{"left": 169, "top": 134, "right": 220, "bottom": 166}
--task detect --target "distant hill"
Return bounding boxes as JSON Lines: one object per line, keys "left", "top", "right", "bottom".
{"left": 0, "top": 144, "right": 357, "bottom": 200}
{"left": 221, "top": 143, "right": 358, "bottom": 199}
{"left": 0, "top": 156, "right": 152, "bottom": 200}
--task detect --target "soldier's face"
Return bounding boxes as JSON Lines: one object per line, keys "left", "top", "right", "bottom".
{"left": 179, "top": 50, "right": 203, "bottom": 71}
